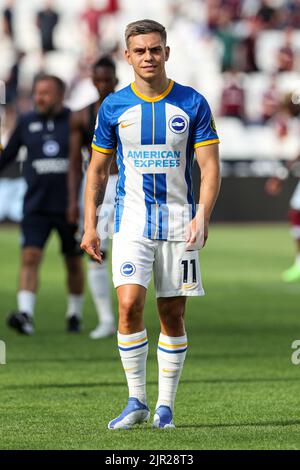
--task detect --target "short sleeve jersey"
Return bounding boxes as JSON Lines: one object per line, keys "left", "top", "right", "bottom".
{"left": 92, "top": 80, "right": 219, "bottom": 241}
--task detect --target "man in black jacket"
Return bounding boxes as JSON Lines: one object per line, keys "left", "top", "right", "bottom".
{"left": 0, "top": 75, "right": 84, "bottom": 335}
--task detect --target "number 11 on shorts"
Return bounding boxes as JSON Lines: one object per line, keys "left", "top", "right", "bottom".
{"left": 181, "top": 258, "right": 197, "bottom": 284}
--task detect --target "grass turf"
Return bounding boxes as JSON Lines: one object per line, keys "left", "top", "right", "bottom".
{"left": 0, "top": 224, "right": 300, "bottom": 450}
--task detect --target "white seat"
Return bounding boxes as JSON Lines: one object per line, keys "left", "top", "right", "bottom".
{"left": 244, "top": 72, "right": 271, "bottom": 122}
{"left": 217, "top": 117, "right": 248, "bottom": 160}
{"left": 255, "top": 31, "right": 283, "bottom": 73}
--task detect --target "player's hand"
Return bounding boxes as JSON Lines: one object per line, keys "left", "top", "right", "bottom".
{"left": 67, "top": 201, "right": 80, "bottom": 225}
{"left": 185, "top": 218, "right": 208, "bottom": 250}
{"left": 264, "top": 177, "right": 283, "bottom": 196}
{"left": 80, "top": 229, "right": 103, "bottom": 263}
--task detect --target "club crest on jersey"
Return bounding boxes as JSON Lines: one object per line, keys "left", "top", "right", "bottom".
{"left": 210, "top": 115, "right": 217, "bottom": 133}
{"left": 168, "top": 115, "right": 188, "bottom": 134}
{"left": 43, "top": 140, "right": 60, "bottom": 157}
{"left": 120, "top": 262, "right": 136, "bottom": 277}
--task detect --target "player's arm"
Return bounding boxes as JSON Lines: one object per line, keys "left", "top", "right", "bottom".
{"left": 0, "top": 119, "right": 23, "bottom": 173}
{"left": 186, "top": 143, "right": 221, "bottom": 248}
{"left": 68, "top": 111, "right": 84, "bottom": 224}
{"left": 264, "top": 154, "right": 300, "bottom": 196}
{"left": 80, "top": 148, "right": 114, "bottom": 263}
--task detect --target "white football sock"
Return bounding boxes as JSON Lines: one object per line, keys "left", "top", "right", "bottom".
{"left": 88, "top": 260, "right": 115, "bottom": 326}
{"left": 66, "top": 294, "right": 84, "bottom": 318}
{"left": 156, "top": 333, "right": 188, "bottom": 412}
{"left": 17, "top": 290, "right": 36, "bottom": 317}
{"left": 118, "top": 329, "right": 148, "bottom": 405}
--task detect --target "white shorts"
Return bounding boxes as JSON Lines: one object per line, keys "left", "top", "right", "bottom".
{"left": 112, "top": 232, "right": 205, "bottom": 298}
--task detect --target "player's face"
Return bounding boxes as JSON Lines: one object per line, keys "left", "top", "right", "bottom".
{"left": 125, "top": 32, "right": 170, "bottom": 82}
{"left": 33, "top": 80, "right": 63, "bottom": 115}
{"left": 92, "top": 66, "right": 118, "bottom": 100}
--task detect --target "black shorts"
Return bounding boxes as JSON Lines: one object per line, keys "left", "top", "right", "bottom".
{"left": 21, "top": 213, "right": 83, "bottom": 256}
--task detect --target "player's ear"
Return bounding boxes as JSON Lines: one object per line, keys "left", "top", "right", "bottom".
{"left": 125, "top": 49, "right": 132, "bottom": 65}
{"left": 165, "top": 46, "right": 170, "bottom": 62}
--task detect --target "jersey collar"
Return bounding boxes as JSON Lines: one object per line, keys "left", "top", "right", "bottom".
{"left": 131, "top": 80, "right": 174, "bottom": 102}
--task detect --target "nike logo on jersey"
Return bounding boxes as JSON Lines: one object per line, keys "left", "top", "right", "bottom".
{"left": 120, "top": 122, "right": 134, "bottom": 128}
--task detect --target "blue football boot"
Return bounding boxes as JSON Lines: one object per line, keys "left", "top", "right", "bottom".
{"left": 153, "top": 405, "right": 175, "bottom": 429}
{"left": 108, "top": 397, "right": 150, "bottom": 430}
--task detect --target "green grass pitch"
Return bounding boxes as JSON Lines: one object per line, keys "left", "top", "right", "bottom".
{"left": 1, "top": 224, "right": 300, "bottom": 450}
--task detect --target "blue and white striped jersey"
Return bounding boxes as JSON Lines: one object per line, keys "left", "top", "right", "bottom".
{"left": 92, "top": 80, "right": 219, "bottom": 241}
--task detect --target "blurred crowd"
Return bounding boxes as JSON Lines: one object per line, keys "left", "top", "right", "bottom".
{"left": 1, "top": 0, "right": 300, "bottom": 159}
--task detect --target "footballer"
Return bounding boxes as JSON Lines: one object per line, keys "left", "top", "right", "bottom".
{"left": 81, "top": 19, "right": 221, "bottom": 429}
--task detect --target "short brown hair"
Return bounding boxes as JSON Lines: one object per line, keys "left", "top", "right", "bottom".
{"left": 33, "top": 74, "right": 66, "bottom": 94}
{"left": 125, "top": 19, "right": 167, "bottom": 47}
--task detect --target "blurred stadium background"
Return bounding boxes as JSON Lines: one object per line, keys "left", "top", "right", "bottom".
{"left": 1, "top": 0, "right": 300, "bottom": 221}
{"left": 1, "top": 0, "right": 300, "bottom": 450}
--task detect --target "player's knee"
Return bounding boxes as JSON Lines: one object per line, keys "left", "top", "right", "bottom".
{"left": 159, "top": 306, "right": 185, "bottom": 331}
{"left": 164, "top": 312, "right": 184, "bottom": 327}
{"left": 119, "top": 298, "right": 143, "bottom": 325}
{"left": 22, "top": 249, "right": 42, "bottom": 268}
{"left": 159, "top": 302, "right": 185, "bottom": 320}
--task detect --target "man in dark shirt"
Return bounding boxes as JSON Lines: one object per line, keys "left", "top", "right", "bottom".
{"left": 3, "top": 0, "right": 14, "bottom": 39}
{"left": 37, "top": 0, "right": 59, "bottom": 53}
{"left": 0, "top": 75, "right": 84, "bottom": 335}
{"left": 68, "top": 56, "right": 118, "bottom": 339}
